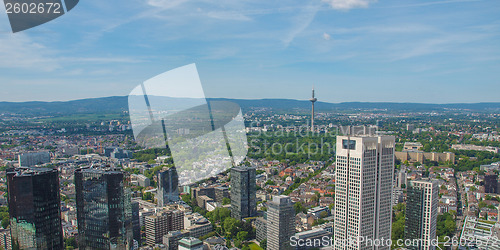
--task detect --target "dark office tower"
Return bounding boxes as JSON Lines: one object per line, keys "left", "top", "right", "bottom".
{"left": 157, "top": 167, "right": 180, "bottom": 207}
{"left": 75, "top": 166, "right": 133, "bottom": 250}
{"left": 267, "top": 195, "right": 295, "bottom": 250}
{"left": 405, "top": 179, "right": 438, "bottom": 250}
{"left": 6, "top": 167, "right": 63, "bottom": 249}
{"left": 484, "top": 175, "right": 498, "bottom": 194}
{"left": 230, "top": 166, "right": 256, "bottom": 220}
{"left": 131, "top": 201, "right": 141, "bottom": 246}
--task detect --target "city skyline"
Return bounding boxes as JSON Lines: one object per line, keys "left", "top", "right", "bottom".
{"left": 0, "top": 0, "right": 499, "bottom": 103}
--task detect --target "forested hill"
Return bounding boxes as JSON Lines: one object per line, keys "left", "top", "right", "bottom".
{"left": 0, "top": 96, "right": 499, "bottom": 116}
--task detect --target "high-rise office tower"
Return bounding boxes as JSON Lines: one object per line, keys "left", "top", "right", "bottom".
{"left": 157, "top": 167, "right": 180, "bottom": 206}
{"left": 131, "top": 201, "right": 141, "bottom": 245}
{"left": 267, "top": 195, "right": 295, "bottom": 250}
{"left": 484, "top": 174, "right": 498, "bottom": 194}
{"left": 230, "top": 166, "right": 256, "bottom": 220}
{"left": 405, "top": 179, "right": 438, "bottom": 250}
{"left": 75, "top": 166, "right": 133, "bottom": 249}
{"left": 6, "top": 167, "right": 63, "bottom": 249}
{"left": 334, "top": 135, "right": 395, "bottom": 250}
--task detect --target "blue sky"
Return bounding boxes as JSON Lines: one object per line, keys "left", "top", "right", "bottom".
{"left": 0, "top": 0, "right": 499, "bottom": 103}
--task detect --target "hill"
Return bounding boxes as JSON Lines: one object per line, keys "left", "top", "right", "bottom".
{"left": 0, "top": 96, "right": 499, "bottom": 116}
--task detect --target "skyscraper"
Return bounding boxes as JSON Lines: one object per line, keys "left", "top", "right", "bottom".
{"left": 334, "top": 135, "right": 395, "bottom": 250}
{"left": 267, "top": 195, "right": 295, "bottom": 250}
{"left": 405, "top": 179, "right": 438, "bottom": 250}
{"left": 6, "top": 167, "right": 63, "bottom": 249}
{"left": 230, "top": 166, "right": 256, "bottom": 220}
{"left": 484, "top": 174, "right": 498, "bottom": 194}
{"left": 75, "top": 166, "right": 133, "bottom": 249}
{"left": 131, "top": 201, "right": 141, "bottom": 246}
{"left": 157, "top": 167, "right": 180, "bottom": 206}
{"left": 309, "top": 87, "right": 317, "bottom": 132}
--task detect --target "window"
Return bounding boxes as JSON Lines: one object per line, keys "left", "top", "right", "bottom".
{"left": 342, "top": 139, "right": 356, "bottom": 150}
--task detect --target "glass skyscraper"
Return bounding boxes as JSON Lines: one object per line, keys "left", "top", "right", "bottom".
{"left": 157, "top": 167, "right": 180, "bottom": 206}
{"left": 405, "top": 179, "right": 438, "bottom": 250}
{"left": 230, "top": 166, "right": 256, "bottom": 220}
{"left": 75, "top": 166, "right": 133, "bottom": 249}
{"left": 6, "top": 167, "right": 63, "bottom": 249}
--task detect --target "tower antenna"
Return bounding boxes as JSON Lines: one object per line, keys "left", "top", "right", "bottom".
{"left": 309, "top": 86, "right": 317, "bottom": 132}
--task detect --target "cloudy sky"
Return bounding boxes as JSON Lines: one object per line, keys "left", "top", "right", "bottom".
{"left": 0, "top": 0, "right": 499, "bottom": 103}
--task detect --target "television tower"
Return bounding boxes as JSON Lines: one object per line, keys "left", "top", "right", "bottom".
{"left": 309, "top": 86, "right": 317, "bottom": 132}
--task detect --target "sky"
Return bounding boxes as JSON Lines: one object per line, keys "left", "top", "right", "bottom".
{"left": 0, "top": 0, "right": 499, "bottom": 103}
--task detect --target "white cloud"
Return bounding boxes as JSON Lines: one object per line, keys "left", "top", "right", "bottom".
{"left": 206, "top": 11, "right": 252, "bottom": 21}
{"left": 322, "top": 0, "right": 376, "bottom": 10}
{"left": 0, "top": 34, "right": 59, "bottom": 71}
{"left": 283, "top": 5, "right": 319, "bottom": 47}
{"left": 145, "top": 0, "right": 188, "bottom": 9}
{"left": 323, "top": 32, "right": 331, "bottom": 40}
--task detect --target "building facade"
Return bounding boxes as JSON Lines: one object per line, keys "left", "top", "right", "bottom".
{"left": 131, "top": 201, "right": 141, "bottom": 245}
{"left": 230, "top": 166, "right": 256, "bottom": 220}
{"left": 6, "top": 167, "right": 63, "bottom": 249}
{"left": 157, "top": 167, "right": 180, "bottom": 206}
{"left": 17, "top": 151, "right": 51, "bottom": 167}
{"left": 163, "top": 230, "right": 190, "bottom": 250}
{"left": 145, "top": 210, "right": 184, "bottom": 246}
{"left": 267, "top": 195, "right": 295, "bottom": 250}
{"left": 75, "top": 166, "right": 133, "bottom": 249}
{"left": 334, "top": 135, "right": 395, "bottom": 250}
{"left": 255, "top": 216, "right": 267, "bottom": 242}
{"left": 405, "top": 179, "right": 438, "bottom": 250}
{"left": 484, "top": 175, "right": 498, "bottom": 194}
{"left": 178, "top": 237, "right": 204, "bottom": 250}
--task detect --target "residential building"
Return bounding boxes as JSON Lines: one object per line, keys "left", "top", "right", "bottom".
{"left": 215, "top": 186, "right": 230, "bottom": 203}
{"left": 0, "top": 228, "right": 11, "bottom": 250}
{"left": 18, "top": 151, "right": 50, "bottom": 167}
{"left": 163, "top": 230, "right": 190, "bottom": 250}
{"left": 145, "top": 210, "right": 184, "bottom": 246}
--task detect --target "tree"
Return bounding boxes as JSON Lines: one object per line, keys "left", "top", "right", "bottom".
{"left": 294, "top": 202, "right": 307, "bottom": 214}
{"left": 142, "top": 191, "right": 153, "bottom": 201}
{"left": 234, "top": 240, "right": 242, "bottom": 248}
{"left": 237, "top": 231, "right": 248, "bottom": 242}
{"left": 260, "top": 239, "right": 267, "bottom": 250}
{"left": 65, "top": 237, "right": 77, "bottom": 248}
{"left": 319, "top": 211, "right": 328, "bottom": 218}
{"left": 222, "top": 197, "right": 231, "bottom": 205}
{"left": 1, "top": 217, "right": 9, "bottom": 229}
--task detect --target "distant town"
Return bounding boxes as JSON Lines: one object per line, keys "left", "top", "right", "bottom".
{"left": 0, "top": 97, "right": 499, "bottom": 250}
